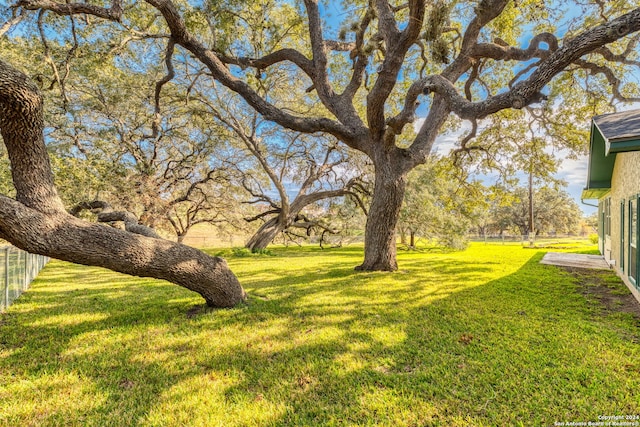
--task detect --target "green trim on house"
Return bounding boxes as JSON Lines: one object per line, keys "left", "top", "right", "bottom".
{"left": 581, "top": 188, "right": 610, "bottom": 200}
{"left": 607, "top": 137, "right": 640, "bottom": 154}
{"left": 582, "top": 109, "right": 640, "bottom": 201}
{"left": 582, "top": 122, "right": 616, "bottom": 200}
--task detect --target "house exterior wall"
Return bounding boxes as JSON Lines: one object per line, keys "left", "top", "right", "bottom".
{"left": 602, "top": 150, "right": 640, "bottom": 302}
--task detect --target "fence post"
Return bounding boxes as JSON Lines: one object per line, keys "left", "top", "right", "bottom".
{"left": 24, "top": 251, "right": 29, "bottom": 292}
{"left": 1, "top": 247, "right": 49, "bottom": 312}
{"left": 4, "top": 247, "right": 9, "bottom": 311}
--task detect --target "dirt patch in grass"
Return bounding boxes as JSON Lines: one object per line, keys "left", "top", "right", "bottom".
{"left": 564, "top": 267, "right": 640, "bottom": 319}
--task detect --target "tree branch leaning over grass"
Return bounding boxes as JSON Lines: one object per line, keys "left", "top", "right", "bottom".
{"left": 0, "top": 58, "right": 246, "bottom": 308}
{"left": 8, "top": 0, "right": 640, "bottom": 273}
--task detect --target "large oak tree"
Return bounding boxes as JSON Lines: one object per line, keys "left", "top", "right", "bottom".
{"left": 0, "top": 59, "right": 246, "bottom": 307}
{"left": 2, "top": 0, "right": 640, "bottom": 284}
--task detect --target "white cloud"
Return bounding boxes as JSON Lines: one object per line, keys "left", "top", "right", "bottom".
{"left": 413, "top": 118, "right": 471, "bottom": 155}
{"left": 412, "top": 116, "right": 597, "bottom": 214}
{"left": 557, "top": 155, "right": 588, "bottom": 183}
{"left": 412, "top": 118, "right": 425, "bottom": 134}
{"left": 556, "top": 154, "right": 597, "bottom": 214}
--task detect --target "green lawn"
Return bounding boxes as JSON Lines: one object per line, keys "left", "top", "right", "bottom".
{"left": 1, "top": 243, "right": 639, "bottom": 426}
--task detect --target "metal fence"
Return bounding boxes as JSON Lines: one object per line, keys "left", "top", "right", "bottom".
{"left": 0, "top": 246, "right": 49, "bottom": 312}
{"left": 468, "top": 234, "right": 589, "bottom": 245}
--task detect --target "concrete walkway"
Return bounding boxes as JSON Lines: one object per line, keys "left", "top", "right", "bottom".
{"left": 540, "top": 252, "right": 610, "bottom": 270}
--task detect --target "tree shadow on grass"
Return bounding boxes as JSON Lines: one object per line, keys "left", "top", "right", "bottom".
{"left": 1, "top": 249, "right": 639, "bottom": 426}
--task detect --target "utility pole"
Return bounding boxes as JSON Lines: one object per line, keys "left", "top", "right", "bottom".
{"left": 528, "top": 163, "right": 535, "bottom": 246}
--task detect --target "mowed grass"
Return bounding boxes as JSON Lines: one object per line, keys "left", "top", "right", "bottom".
{"left": 0, "top": 243, "right": 639, "bottom": 426}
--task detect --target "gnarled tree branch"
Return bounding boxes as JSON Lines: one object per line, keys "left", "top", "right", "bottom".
{"left": 69, "top": 200, "right": 162, "bottom": 239}
{"left": 0, "top": 58, "right": 245, "bottom": 308}
{"left": 17, "top": 0, "right": 123, "bottom": 21}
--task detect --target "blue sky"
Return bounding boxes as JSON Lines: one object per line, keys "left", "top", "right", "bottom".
{"left": 426, "top": 100, "right": 640, "bottom": 216}
{"left": 428, "top": 124, "right": 596, "bottom": 215}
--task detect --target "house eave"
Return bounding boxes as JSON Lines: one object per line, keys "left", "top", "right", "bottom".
{"left": 581, "top": 187, "right": 610, "bottom": 200}
{"left": 585, "top": 121, "right": 617, "bottom": 194}
{"left": 607, "top": 137, "right": 640, "bottom": 154}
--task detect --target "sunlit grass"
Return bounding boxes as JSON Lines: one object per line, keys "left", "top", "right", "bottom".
{"left": 0, "top": 243, "right": 639, "bottom": 426}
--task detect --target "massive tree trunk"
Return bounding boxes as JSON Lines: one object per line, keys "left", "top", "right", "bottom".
{"left": 0, "top": 58, "right": 246, "bottom": 308}
{"left": 245, "top": 216, "right": 287, "bottom": 252}
{"left": 356, "top": 158, "right": 407, "bottom": 271}
{"left": 244, "top": 186, "right": 358, "bottom": 252}
{"left": 0, "top": 198, "right": 244, "bottom": 306}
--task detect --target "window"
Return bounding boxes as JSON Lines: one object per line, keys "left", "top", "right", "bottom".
{"left": 621, "top": 201, "right": 625, "bottom": 271}
{"left": 631, "top": 199, "right": 637, "bottom": 247}
{"left": 630, "top": 198, "right": 637, "bottom": 286}
{"left": 604, "top": 197, "right": 612, "bottom": 237}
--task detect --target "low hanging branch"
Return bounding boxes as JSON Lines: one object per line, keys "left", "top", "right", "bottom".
{"left": 69, "top": 200, "right": 161, "bottom": 239}
{"left": 0, "top": 58, "right": 245, "bottom": 308}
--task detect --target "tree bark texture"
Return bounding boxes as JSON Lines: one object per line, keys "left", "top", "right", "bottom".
{"left": 245, "top": 217, "right": 286, "bottom": 252}
{"left": 70, "top": 200, "right": 162, "bottom": 239}
{"left": 244, "top": 185, "right": 360, "bottom": 252}
{"left": 356, "top": 158, "right": 407, "bottom": 271}
{"left": 0, "top": 59, "right": 246, "bottom": 308}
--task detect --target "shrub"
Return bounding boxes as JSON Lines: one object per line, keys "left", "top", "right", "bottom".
{"left": 214, "top": 247, "right": 274, "bottom": 257}
{"left": 438, "top": 235, "right": 469, "bottom": 251}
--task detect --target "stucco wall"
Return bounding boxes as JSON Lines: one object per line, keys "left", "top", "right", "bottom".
{"left": 606, "top": 150, "right": 640, "bottom": 302}
{"left": 610, "top": 151, "right": 640, "bottom": 257}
